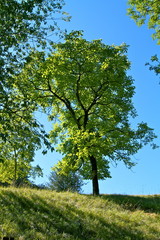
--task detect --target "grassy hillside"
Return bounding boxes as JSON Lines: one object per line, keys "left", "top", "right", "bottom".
{"left": 0, "top": 188, "right": 160, "bottom": 240}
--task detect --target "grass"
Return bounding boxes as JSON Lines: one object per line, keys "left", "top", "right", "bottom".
{"left": 0, "top": 188, "right": 160, "bottom": 239}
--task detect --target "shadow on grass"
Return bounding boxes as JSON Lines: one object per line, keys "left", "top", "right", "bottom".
{"left": 101, "top": 194, "right": 160, "bottom": 213}
{"left": 0, "top": 190, "right": 159, "bottom": 239}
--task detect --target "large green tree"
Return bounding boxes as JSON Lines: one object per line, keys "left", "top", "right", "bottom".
{"left": 127, "top": 0, "right": 160, "bottom": 44}
{"left": 14, "top": 32, "right": 156, "bottom": 195}
{"left": 0, "top": 0, "right": 67, "bottom": 181}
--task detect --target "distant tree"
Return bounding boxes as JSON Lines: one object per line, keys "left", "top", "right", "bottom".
{"left": 127, "top": 0, "right": 160, "bottom": 44}
{"left": 14, "top": 31, "right": 156, "bottom": 195}
{"left": 48, "top": 170, "right": 84, "bottom": 193}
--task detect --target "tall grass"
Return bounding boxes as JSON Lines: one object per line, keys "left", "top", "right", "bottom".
{"left": 0, "top": 187, "right": 160, "bottom": 239}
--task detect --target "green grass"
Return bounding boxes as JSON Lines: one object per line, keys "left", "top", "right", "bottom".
{"left": 0, "top": 188, "right": 160, "bottom": 239}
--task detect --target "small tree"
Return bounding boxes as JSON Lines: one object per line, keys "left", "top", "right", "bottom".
{"left": 0, "top": 117, "right": 45, "bottom": 186}
{"left": 48, "top": 170, "right": 84, "bottom": 193}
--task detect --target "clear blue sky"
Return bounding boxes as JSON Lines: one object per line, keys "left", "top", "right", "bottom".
{"left": 33, "top": 0, "right": 160, "bottom": 195}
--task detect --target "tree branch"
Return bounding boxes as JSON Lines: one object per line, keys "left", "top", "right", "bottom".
{"left": 75, "top": 74, "right": 86, "bottom": 111}
{"left": 47, "top": 79, "right": 81, "bottom": 129}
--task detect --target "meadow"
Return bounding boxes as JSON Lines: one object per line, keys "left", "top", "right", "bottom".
{"left": 0, "top": 187, "right": 160, "bottom": 239}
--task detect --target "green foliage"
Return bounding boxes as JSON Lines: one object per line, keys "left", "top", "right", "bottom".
{"left": 146, "top": 55, "right": 160, "bottom": 78}
{"left": 0, "top": 0, "right": 63, "bottom": 183}
{"left": 0, "top": 118, "right": 44, "bottom": 185}
{"left": 0, "top": 0, "right": 66, "bottom": 135}
{"left": 0, "top": 0, "right": 66, "bottom": 113}
{"left": 127, "top": 1, "right": 159, "bottom": 86}
{"left": 127, "top": 0, "right": 160, "bottom": 44}
{"left": 48, "top": 169, "right": 84, "bottom": 193}
{"left": 0, "top": 84, "right": 52, "bottom": 184}
{"left": 14, "top": 31, "right": 156, "bottom": 194}
{"left": 0, "top": 188, "right": 160, "bottom": 239}
{"left": 0, "top": 0, "right": 65, "bottom": 73}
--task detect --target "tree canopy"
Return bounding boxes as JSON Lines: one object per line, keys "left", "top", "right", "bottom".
{"left": 0, "top": 0, "right": 66, "bottom": 85}
{"left": 127, "top": 0, "right": 160, "bottom": 44}
{"left": 14, "top": 31, "right": 156, "bottom": 195}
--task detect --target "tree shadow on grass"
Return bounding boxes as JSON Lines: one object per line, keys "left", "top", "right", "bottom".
{"left": 101, "top": 194, "right": 160, "bottom": 213}
{"left": 0, "top": 190, "right": 159, "bottom": 239}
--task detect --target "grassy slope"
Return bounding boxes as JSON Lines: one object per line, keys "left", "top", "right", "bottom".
{"left": 0, "top": 188, "right": 160, "bottom": 240}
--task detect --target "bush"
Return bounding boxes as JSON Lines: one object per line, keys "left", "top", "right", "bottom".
{"left": 48, "top": 170, "right": 84, "bottom": 193}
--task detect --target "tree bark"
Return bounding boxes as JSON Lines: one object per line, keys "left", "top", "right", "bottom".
{"left": 13, "top": 148, "right": 18, "bottom": 187}
{"left": 14, "top": 158, "right": 17, "bottom": 185}
{"left": 89, "top": 155, "right": 99, "bottom": 196}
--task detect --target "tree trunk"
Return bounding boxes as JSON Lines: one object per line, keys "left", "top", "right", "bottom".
{"left": 13, "top": 148, "right": 18, "bottom": 187}
{"left": 14, "top": 158, "right": 17, "bottom": 185}
{"left": 89, "top": 155, "right": 99, "bottom": 196}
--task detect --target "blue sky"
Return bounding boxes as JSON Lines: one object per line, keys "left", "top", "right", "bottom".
{"left": 33, "top": 0, "right": 160, "bottom": 195}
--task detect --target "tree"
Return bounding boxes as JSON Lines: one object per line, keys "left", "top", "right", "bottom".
{"left": 0, "top": 0, "right": 67, "bottom": 179}
{"left": 14, "top": 32, "right": 156, "bottom": 195}
{"left": 48, "top": 169, "right": 84, "bottom": 193}
{"left": 0, "top": 116, "right": 45, "bottom": 186}
{"left": 0, "top": 81, "right": 54, "bottom": 185}
{"left": 127, "top": 0, "right": 160, "bottom": 44}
